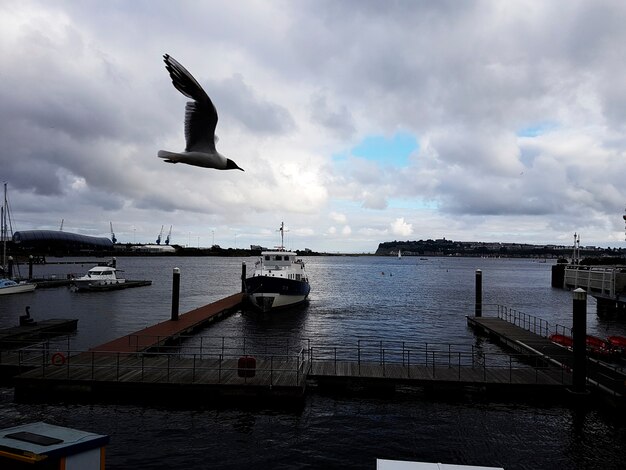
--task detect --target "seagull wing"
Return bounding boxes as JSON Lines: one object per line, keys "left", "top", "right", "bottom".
{"left": 163, "top": 54, "right": 218, "bottom": 152}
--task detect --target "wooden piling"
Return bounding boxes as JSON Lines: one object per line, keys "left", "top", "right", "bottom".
{"left": 171, "top": 267, "right": 180, "bottom": 321}
{"left": 475, "top": 269, "right": 482, "bottom": 317}
{"left": 241, "top": 262, "right": 247, "bottom": 293}
{"left": 572, "top": 288, "right": 587, "bottom": 394}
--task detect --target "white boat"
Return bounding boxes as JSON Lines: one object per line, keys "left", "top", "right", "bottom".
{"left": 244, "top": 222, "right": 310, "bottom": 312}
{"left": 0, "top": 278, "right": 36, "bottom": 295}
{"left": 72, "top": 265, "right": 126, "bottom": 291}
{"left": 398, "top": 249, "right": 402, "bottom": 259}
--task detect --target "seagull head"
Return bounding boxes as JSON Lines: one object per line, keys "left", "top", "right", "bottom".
{"left": 226, "top": 159, "right": 244, "bottom": 171}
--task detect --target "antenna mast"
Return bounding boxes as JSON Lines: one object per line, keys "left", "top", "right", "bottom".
{"left": 572, "top": 232, "right": 580, "bottom": 264}
{"left": 110, "top": 222, "right": 117, "bottom": 244}
{"left": 277, "top": 222, "right": 289, "bottom": 251}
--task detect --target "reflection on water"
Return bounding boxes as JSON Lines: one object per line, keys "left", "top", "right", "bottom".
{"left": 1, "top": 256, "right": 625, "bottom": 469}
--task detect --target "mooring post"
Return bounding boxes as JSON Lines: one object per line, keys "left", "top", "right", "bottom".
{"left": 8, "top": 256, "right": 13, "bottom": 279}
{"left": 572, "top": 288, "right": 587, "bottom": 394}
{"left": 111, "top": 257, "right": 117, "bottom": 268}
{"left": 241, "top": 262, "right": 246, "bottom": 293}
{"left": 171, "top": 267, "right": 180, "bottom": 321}
{"left": 28, "top": 255, "right": 33, "bottom": 280}
{"left": 475, "top": 269, "right": 482, "bottom": 317}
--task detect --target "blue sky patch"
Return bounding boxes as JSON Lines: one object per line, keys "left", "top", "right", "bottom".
{"left": 351, "top": 132, "right": 419, "bottom": 167}
{"left": 517, "top": 121, "right": 558, "bottom": 137}
{"left": 388, "top": 197, "right": 437, "bottom": 210}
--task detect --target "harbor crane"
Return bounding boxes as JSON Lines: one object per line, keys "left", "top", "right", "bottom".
{"left": 110, "top": 222, "right": 117, "bottom": 244}
{"left": 156, "top": 225, "right": 164, "bottom": 245}
{"left": 165, "top": 225, "right": 172, "bottom": 245}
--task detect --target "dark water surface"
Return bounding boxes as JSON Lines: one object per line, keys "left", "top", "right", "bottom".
{"left": 1, "top": 256, "right": 625, "bottom": 469}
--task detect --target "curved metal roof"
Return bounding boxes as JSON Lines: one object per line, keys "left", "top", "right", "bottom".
{"left": 12, "top": 230, "right": 113, "bottom": 249}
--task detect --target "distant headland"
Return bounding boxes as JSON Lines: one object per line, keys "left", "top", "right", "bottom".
{"left": 375, "top": 238, "right": 626, "bottom": 260}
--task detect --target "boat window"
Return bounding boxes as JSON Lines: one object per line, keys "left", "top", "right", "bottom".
{"left": 275, "top": 256, "right": 282, "bottom": 261}
{"left": 265, "top": 255, "right": 270, "bottom": 261}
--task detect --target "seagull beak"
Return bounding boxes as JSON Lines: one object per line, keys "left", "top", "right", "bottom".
{"left": 226, "top": 159, "right": 244, "bottom": 171}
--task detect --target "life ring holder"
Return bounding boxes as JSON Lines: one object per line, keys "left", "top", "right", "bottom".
{"left": 51, "top": 352, "right": 66, "bottom": 366}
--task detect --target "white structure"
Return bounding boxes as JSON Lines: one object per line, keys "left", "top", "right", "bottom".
{"left": 377, "top": 460, "right": 504, "bottom": 470}
{"left": 0, "top": 422, "right": 109, "bottom": 469}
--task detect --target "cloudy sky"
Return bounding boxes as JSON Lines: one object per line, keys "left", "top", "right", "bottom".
{"left": 1, "top": 0, "right": 625, "bottom": 253}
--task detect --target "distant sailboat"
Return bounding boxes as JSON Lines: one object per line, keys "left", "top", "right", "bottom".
{"left": 398, "top": 250, "right": 402, "bottom": 259}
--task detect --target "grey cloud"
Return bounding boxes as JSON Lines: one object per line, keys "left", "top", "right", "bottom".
{"left": 309, "top": 91, "right": 355, "bottom": 139}
{"left": 211, "top": 74, "right": 295, "bottom": 135}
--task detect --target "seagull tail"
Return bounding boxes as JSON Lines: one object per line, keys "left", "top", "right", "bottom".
{"left": 158, "top": 150, "right": 180, "bottom": 163}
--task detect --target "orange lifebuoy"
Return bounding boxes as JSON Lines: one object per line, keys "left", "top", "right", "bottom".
{"left": 51, "top": 352, "right": 66, "bottom": 366}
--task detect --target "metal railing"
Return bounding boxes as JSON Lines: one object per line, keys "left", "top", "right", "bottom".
{"left": 490, "top": 304, "right": 552, "bottom": 337}
{"left": 123, "top": 333, "right": 310, "bottom": 356}
{"left": 307, "top": 340, "right": 571, "bottom": 385}
{"left": 11, "top": 345, "right": 308, "bottom": 388}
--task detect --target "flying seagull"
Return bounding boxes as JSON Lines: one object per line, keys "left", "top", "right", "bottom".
{"left": 158, "top": 54, "right": 243, "bottom": 171}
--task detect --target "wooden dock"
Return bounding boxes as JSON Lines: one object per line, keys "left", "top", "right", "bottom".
{"left": 467, "top": 315, "right": 626, "bottom": 399}
{"left": 14, "top": 352, "right": 308, "bottom": 404}
{"left": 9, "top": 295, "right": 620, "bottom": 407}
{"left": 10, "top": 344, "right": 570, "bottom": 405}
{"left": 89, "top": 292, "right": 244, "bottom": 353}
{"left": 307, "top": 359, "right": 568, "bottom": 393}
{"left": 10, "top": 292, "right": 312, "bottom": 404}
{"left": 0, "top": 319, "right": 78, "bottom": 350}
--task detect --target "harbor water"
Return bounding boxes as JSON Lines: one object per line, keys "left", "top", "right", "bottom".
{"left": 1, "top": 256, "right": 625, "bottom": 469}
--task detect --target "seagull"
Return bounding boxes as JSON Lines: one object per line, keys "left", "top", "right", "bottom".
{"left": 158, "top": 54, "right": 244, "bottom": 171}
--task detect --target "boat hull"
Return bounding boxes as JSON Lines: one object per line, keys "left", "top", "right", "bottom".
{"left": 0, "top": 283, "right": 36, "bottom": 295}
{"left": 244, "top": 276, "right": 310, "bottom": 312}
{"left": 72, "top": 279, "right": 126, "bottom": 291}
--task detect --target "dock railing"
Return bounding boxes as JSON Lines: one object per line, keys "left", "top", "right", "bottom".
{"left": 486, "top": 304, "right": 552, "bottom": 337}
{"left": 485, "top": 304, "right": 575, "bottom": 339}
{"left": 123, "top": 333, "right": 309, "bottom": 356}
{"left": 307, "top": 339, "right": 572, "bottom": 385}
{"left": 6, "top": 336, "right": 575, "bottom": 387}
{"left": 10, "top": 340, "right": 309, "bottom": 388}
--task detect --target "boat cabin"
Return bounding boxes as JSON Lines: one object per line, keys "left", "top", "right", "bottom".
{"left": 262, "top": 252, "right": 298, "bottom": 266}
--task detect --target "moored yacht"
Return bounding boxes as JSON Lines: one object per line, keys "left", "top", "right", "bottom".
{"left": 244, "top": 223, "right": 310, "bottom": 312}
{"left": 71, "top": 265, "right": 126, "bottom": 291}
{"left": 0, "top": 278, "right": 36, "bottom": 295}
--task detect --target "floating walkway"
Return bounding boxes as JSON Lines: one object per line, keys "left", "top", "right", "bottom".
{"left": 89, "top": 292, "right": 244, "bottom": 352}
{"left": 9, "top": 293, "right": 623, "bottom": 407}
{"left": 8, "top": 303, "right": 575, "bottom": 406}
{"left": 467, "top": 313, "right": 626, "bottom": 400}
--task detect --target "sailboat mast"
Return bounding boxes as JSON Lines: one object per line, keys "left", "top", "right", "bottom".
{"left": 2, "top": 183, "right": 7, "bottom": 271}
